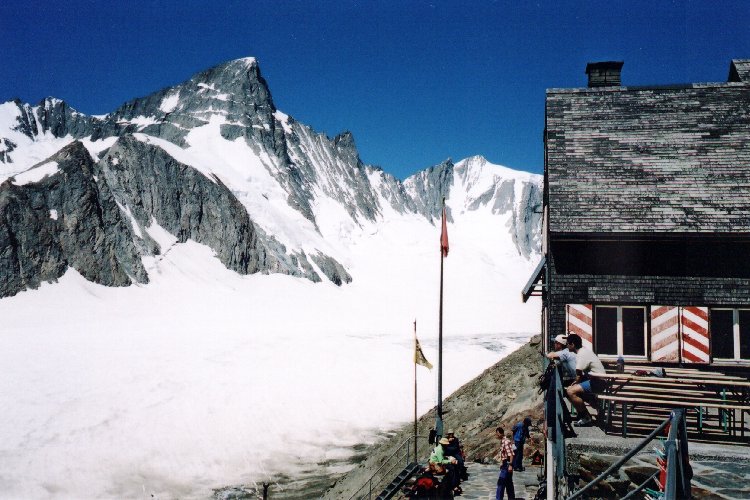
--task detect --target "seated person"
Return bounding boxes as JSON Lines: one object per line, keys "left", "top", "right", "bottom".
{"left": 428, "top": 437, "right": 461, "bottom": 493}
{"left": 429, "top": 437, "right": 457, "bottom": 473}
{"left": 546, "top": 333, "right": 577, "bottom": 385}
{"left": 564, "top": 333, "right": 606, "bottom": 427}
{"left": 443, "top": 429, "right": 468, "bottom": 480}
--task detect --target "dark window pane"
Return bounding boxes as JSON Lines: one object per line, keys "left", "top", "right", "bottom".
{"left": 739, "top": 310, "right": 750, "bottom": 360}
{"left": 623, "top": 308, "right": 646, "bottom": 356}
{"left": 710, "top": 309, "right": 734, "bottom": 359}
{"left": 595, "top": 307, "right": 617, "bottom": 355}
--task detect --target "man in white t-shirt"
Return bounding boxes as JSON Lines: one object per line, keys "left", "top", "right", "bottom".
{"left": 564, "top": 333, "right": 606, "bottom": 427}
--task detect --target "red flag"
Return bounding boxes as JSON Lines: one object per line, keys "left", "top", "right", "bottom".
{"left": 440, "top": 206, "right": 449, "bottom": 257}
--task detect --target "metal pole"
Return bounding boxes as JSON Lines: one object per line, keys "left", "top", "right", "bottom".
{"left": 677, "top": 409, "right": 691, "bottom": 497}
{"left": 436, "top": 199, "right": 445, "bottom": 439}
{"left": 664, "top": 409, "right": 685, "bottom": 500}
{"left": 438, "top": 249, "right": 443, "bottom": 419}
{"left": 621, "top": 471, "right": 660, "bottom": 500}
{"left": 414, "top": 320, "right": 418, "bottom": 464}
{"left": 546, "top": 437, "right": 555, "bottom": 499}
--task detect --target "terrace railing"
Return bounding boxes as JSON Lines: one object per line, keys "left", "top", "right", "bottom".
{"left": 544, "top": 357, "right": 569, "bottom": 498}
{"left": 566, "top": 409, "right": 691, "bottom": 500}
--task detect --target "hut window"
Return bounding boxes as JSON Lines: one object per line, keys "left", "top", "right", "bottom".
{"left": 710, "top": 308, "right": 750, "bottom": 360}
{"left": 594, "top": 306, "right": 647, "bottom": 358}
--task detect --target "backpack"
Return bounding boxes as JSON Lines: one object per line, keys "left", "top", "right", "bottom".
{"left": 538, "top": 362, "right": 556, "bottom": 394}
{"left": 408, "top": 472, "right": 437, "bottom": 499}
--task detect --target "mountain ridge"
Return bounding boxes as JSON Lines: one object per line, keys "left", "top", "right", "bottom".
{"left": 0, "top": 57, "right": 542, "bottom": 298}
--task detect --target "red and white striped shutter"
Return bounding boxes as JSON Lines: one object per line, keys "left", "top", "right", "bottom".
{"left": 680, "top": 307, "right": 710, "bottom": 364}
{"left": 567, "top": 304, "right": 593, "bottom": 350}
{"left": 650, "top": 306, "right": 680, "bottom": 362}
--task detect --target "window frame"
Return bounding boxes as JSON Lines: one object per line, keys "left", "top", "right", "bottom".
{"left": 594, "top": 305, "right": 648, "bottom": 361}
{"left": 710, "top": 307, "right": 750, "bottom": 362}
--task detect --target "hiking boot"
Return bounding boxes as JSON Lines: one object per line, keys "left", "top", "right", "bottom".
{"left": 573, "top": 417, "right": 593, "bottom": 427}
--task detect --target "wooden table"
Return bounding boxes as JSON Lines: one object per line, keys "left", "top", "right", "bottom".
{"left": 590, "top": 372, "right": 750, "bottom": 438}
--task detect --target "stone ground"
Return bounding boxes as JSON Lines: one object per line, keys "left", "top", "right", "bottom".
{"left": 397, "top": 463, "right": 544, "bottom": 500}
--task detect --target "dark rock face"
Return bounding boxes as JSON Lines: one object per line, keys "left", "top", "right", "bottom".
{"left": 405, "top": 159, "right": 455, "bottom": 223}
{"left": 100, "top": 136, "right": 274, "bottom": 275}
{"left": 0, "top": 142, "right": 147, "bottom": 297}
{"left": 511, "top": 182, "right": 543, "bottom": 259}
{"left": 310, "top": 252, "right": 352, "bottom": 286}
{"left": 8, "top": 98, "right": 101, "bottom": 142}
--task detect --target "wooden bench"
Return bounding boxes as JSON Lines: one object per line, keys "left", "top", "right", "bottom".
{"left": 590, "top": 372, "right": 750, "bottom": 439}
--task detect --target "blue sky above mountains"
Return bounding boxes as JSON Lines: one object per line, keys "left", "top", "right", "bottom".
{"left": 2, "top": 0, "right": 749, "bottom": 178}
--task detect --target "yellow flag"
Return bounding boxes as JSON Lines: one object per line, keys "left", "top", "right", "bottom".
{"left": 415, "top": 338, "right": 433, "bottom": 370}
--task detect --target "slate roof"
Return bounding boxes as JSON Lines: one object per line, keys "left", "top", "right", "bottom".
{"left": 546, "top": 64, "right": 750, "bottom": 235}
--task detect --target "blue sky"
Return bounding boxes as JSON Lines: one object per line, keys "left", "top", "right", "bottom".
{"left": 1, "top": 1, "right": 749, "bottom": 178}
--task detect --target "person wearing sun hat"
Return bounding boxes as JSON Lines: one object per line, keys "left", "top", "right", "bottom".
{"left": 546, "top": 332, "right": 577, "bottom": 384}
{"left": 429, "top": 437, "right": 457, "bottom": 472}
{"left": 428, "top": 436, "right": 461, "bottom": 493}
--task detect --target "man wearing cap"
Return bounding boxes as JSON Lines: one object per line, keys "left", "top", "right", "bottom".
{"left": 546, "top": 333, "right": 577, "bottom": 385}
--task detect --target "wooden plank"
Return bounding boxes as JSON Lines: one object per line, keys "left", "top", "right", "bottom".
{"left": 615, "top": 367, "right": 748, "bottom": 381}
{"left": 597, "top": 395, "right": 750, "bottom": 410}
{"left": 593, "top": 373, "right": 750, "bottom": 387}
{"left": 603, "top": 391, "right": 743, "bottom": 406}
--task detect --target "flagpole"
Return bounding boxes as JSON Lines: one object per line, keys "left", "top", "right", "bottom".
{"left": 413, "top": 319, "right": 418, "bottom": 464}
{"left": 437, "top": 197, "right": 446, "bottom": 440}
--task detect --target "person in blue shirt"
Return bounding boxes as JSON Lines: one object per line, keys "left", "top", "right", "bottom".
{"left": 511, "top": 416, "right": 532, "bottom": 471}
{"left": 547, "top": 333, "right": 577, "bottom": 385}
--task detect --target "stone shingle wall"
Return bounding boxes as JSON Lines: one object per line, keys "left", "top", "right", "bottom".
{"left": 545, "top": 248, "right": 750, "bottom": 340}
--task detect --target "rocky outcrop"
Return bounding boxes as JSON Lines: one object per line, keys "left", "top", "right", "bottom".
{"left": 511, "top": 181, "right": 543, "bottom": 259}
{"left": 100, "top": 136, "right": 275, "bottom": 275}
{"left": 0, "top": 135, "right": 315, "bottom": 298}
{"left": 8, "top": 98, "right": 101, "bottom": 143}
{"left": 405, "top": 159, "right": 455, "bottom": 223}
{"left": 310, "top": 252, "right": 352, "bottom": 286}
{"left": 0, "top": 141, "right": 147, "bottom": 297}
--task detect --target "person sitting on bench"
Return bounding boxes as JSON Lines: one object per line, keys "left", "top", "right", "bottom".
{"left": 565, "top": 333, "right": 607, "bottom": 427}
{"left": 546, "top": 333, "right": 577, "bottom": 386}
{"left": 428, "top": 438, "right": 461, "bottom": 494}
{"left": 444, "top": 429, "right": 468, "bottom": 481}
{"left": 429, "top": 437, "right": 457, "bottom": 473}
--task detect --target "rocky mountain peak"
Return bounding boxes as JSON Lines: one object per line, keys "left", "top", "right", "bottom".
{"left": 189, "top": 56, "right": 275, "bottom": 110}
{"left": 333, "top": 130, "right": 356, "bottom": 150}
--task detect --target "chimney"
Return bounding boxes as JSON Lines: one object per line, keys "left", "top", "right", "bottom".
{"left": 585, "top": 61, "right": 624, "bottom": 88}
{"left": 728, "top": 59, "right": 750, "bottom": 82}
